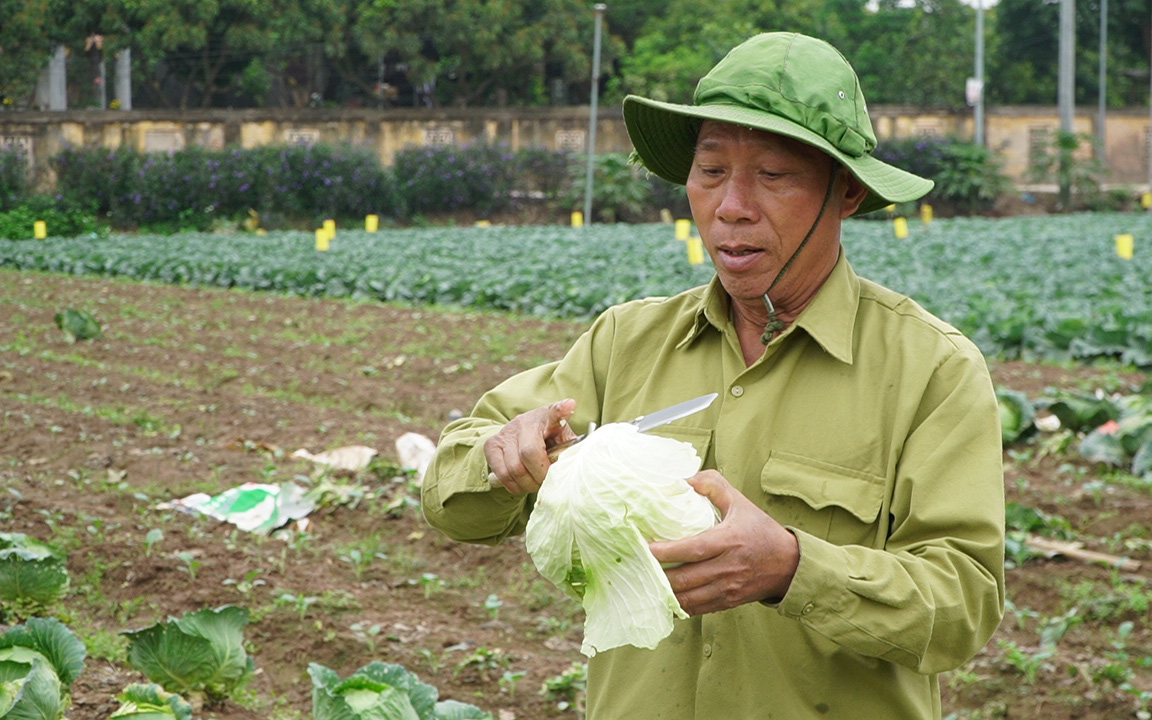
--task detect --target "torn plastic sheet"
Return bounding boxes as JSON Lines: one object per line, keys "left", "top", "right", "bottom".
{"left": 291, "top": 445, "right": 378, "bottom": 471}
{"left": 163, "top": 482, "right": 315, "bottom": 534}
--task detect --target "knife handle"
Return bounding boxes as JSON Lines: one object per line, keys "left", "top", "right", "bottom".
{"left": 487, "top": 434, "right": 584, "bottom": 488}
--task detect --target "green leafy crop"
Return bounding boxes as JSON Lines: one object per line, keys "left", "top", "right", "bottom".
{"left": 0, "top": 533, "right": 70, "bottom": 620}
{"left": 308, "top": 661, "right": 494, "bottom": 720}
{"left": 122, "top": 605, "right": 254, "bottom": 709}
{"left": 0, "top": 617, "right": 87, "bottom": 720}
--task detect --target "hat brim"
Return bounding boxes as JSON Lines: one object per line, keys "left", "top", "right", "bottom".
{"left": 623, "top": 95, "right": 933, "bottom": 216}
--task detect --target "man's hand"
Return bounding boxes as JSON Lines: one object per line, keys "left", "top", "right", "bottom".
{"left": 484, "top": 398, "right": 577, "bottom": 495}
{"left": 650, "top": 470, "right": 800, "bottom": 615}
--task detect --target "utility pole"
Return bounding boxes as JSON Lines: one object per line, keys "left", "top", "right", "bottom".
{"left": 1057, "top": 0, "right": 1075, "bottom": 207}
{"left": 974, "top": 0, "right": 985, "bottom": 146}
{"left": 115, "top": 49, "right": 132, "bottom": 110}
{"left": 583, "top": 3, "right": 607, "bottom": 227}
{"left": 1058, "top": 0, "right": 1075, "bottom": 133}
{"left": 1097, "top": 0, "right": 1107, "bottom": 154}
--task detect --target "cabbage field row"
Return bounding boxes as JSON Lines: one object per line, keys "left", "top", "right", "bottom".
{"left": 2, "top": 213, "right": 1151, "bottom": 366}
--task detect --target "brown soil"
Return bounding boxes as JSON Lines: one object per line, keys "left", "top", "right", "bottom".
{"left": 1, "top": 270, "right": 1150, "bottom": 720}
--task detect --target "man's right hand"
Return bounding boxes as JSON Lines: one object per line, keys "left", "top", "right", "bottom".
{"left": 484, "top": 398, "right": 577, "bottom": 495}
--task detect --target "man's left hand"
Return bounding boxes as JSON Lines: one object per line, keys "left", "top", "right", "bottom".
{"left": 650, "top": 470, "right": 800, "bottom": 615}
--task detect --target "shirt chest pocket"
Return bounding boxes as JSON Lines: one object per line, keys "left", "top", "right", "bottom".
{"left": 760, "top": 451, "right": 888, "bottom": 548}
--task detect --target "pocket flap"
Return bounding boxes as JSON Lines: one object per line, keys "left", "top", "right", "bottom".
{"left": 761, "top": 452, "right": 885, "bottom": 523}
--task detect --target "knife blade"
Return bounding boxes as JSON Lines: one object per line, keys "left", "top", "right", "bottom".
{"left": 488, "top": 393, "right": 719, "bottom": 487}
{"left": 543, "top": 392, "right": 718, "bottom": 459}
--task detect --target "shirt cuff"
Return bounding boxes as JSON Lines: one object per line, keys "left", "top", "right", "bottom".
{"left": 769, "top": 527, "right": 850, "bottom": 621}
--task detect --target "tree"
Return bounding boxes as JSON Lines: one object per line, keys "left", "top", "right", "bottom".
{"left": 989, "top": 0, "right": 1151, "bottom": 106}
{"left": 839, "top": 0, "right": 976, "bottom": 107}
{"left": 0, "top": 0, "right": 54, "bottom": 108}
{"left": 120, "top": 0, "right": 281, "bottom": 108}
{"left": 607, "top": 0, "right": 974, "bottom": 108}
{"left": 352, "top": 0, "right": 605, "bottom": 107}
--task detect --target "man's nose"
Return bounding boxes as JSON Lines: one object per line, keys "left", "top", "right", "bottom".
{"left": 716, "top": 174, "right": 758, "bottom": 223}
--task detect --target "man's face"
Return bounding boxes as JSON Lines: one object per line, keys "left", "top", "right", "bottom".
{"left": 686, "top": 121, "right": 863, "bottom": 308}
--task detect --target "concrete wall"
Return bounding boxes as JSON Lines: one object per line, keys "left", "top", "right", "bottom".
{"left": 1, "top": 105, "right": 1148, "bottom": 187}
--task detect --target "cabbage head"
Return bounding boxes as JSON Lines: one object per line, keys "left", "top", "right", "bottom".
{"left": 525, "top": 423, "right": 718, "bottom": 656}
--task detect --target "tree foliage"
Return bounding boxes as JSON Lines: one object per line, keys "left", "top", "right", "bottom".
{"left": 1, "top": 0, "right": 1148, "bottom": 110}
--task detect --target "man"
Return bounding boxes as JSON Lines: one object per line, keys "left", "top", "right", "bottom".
{"left": 422, "top": 32, "right": 1004, "bottom": 719}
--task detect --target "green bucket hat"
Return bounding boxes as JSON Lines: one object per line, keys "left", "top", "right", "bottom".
{"left": 623, "top": 32, "right": 933, "bottom": 216}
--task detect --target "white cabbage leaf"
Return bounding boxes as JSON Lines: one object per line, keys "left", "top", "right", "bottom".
{"left": 525, "top": 423, "right": 718, "bottom": 656}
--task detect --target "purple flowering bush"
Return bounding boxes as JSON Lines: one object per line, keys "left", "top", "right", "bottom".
{"left": 26, "top": 140, "right": 698, "bottom": 233}
{"left": 51, "top": 143, "right": 394, "bottom": 231}
{"left": 392, "top": 143, "right": 522, "bottom": 217}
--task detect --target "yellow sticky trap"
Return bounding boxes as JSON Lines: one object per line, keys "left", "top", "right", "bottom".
{"left": 365, "top": 214, "right": 379, "bottom": 232}
{"left": 920, "top": 204, "right": 933, "bottom": 224}
{"left": 323, "top": 219, "right": 336, "bottom": 236}
{"left": 315, "top": 228, "right": 330, "bottom": 251}
{"left": 474, "top": 220, "right": 491, "bottom": 228}
{"left": 659, "top": 208, "right": 673, "bottom": 224}
{"left": 686, "top": 236, "right": 705, "bottom": 265}
{"left": 571, "top": 211, "right": 584, "bottom": 228}
{"left": 893, "top": 217, "right": 909, "bottom": 239}
{"left": 1142, "top": 192, "right": 1152, "bottom": 209}
{"left": 1116, "top": 234, "right": 1134, "bottom": 260}
{"left": 675, "top": 218, "right": 692, "bottom": 240}
{"left": 33, "top": 221, "right": 47, "bottom": 239}
{"left": 885, "top": 204, "right": 896, "bottom": 213}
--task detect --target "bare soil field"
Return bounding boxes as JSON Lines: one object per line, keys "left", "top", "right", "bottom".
{"left": 1, "top": 269, "right": 1150, "bottom": 720}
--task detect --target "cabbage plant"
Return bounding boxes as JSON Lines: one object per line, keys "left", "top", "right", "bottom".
{"left": 525, "top": 423, "right": 718, "bottom": 656}
{"left": 122, "top": 605, "right": 254, "bottom": 709}
{"left": 109, "top": 683, "right": 193, "bottom": 720}
{"left": 308, "top": 662, "right": 493, "bottom": 720}
{"left": 0, "top": 533, "right": 70, "bottom": 620}
{"left": 0, "top": 617, "right": 87, "bottom": 720}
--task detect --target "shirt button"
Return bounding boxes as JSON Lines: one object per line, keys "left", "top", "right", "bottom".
{"left": 703, "top": 644, "right": 712, "bottom": 657}
{"left": 801, "top": 603, "right": 815, "bottom": 615}
{"left": 730, "top": 385, "right": 744, "bottom": 397}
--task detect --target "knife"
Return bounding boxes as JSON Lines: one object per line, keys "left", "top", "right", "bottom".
{"left": 543, "top": 392, "right": 719, "bottom": 459}
{"left": 487, "top": 392, "right": 718, "bottom": 487}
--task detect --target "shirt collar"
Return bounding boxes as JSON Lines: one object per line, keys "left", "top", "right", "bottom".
{"left": 678, "top": 251, "right": 859, "bottom": 365}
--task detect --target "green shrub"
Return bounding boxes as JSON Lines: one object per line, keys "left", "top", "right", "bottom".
{"left": 872, "top": 135, "right": 1011, "bottom": 215}
{"left": 0, "top": 195, "right": 103, "bottom": 239}
{"left": 1027, "top": 129, "right": 1112, "bottom": 211}
{"left": 561, "top": 153, "right": 655, "bottom": 223}
{"left": 0, "top": 145, "right": 30, "bottom": 211}
{"left": 934, "top": 142, "right": 1012, "bottom": 213}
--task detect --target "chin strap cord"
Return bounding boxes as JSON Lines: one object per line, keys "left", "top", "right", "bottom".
{"left": 760, "top": 161, "right": 840, "bottom": 345}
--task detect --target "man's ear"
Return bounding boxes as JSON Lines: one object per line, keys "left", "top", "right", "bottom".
{"left": 837, "top": 170, "right": 869, "bottom": 218}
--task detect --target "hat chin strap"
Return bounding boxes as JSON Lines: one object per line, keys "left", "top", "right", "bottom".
{"left": 760, "top": 160, "right": 839, "bottom": 345}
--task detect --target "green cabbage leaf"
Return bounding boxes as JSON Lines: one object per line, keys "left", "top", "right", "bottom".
{"left": 0, "top": 657, "right": 62, "bottom": 720}
{"left": 122, "top": 606, "right": 253, "bottom": 707}
{"left": 0, "top": 534, "right": 70, "bottom": 615}
{"left": 308, "top": 662, "right": 493, "bottom": 720}
{"left": 525, "top": 423, "right": 717, "bottom": 656}
{"left": 109, "top": 683, "right": 194, "bottom": 720}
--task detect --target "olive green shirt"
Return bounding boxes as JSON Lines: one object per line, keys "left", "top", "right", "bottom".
{"left": 422, "top": 253, "right": 1005, "bottom": 720}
